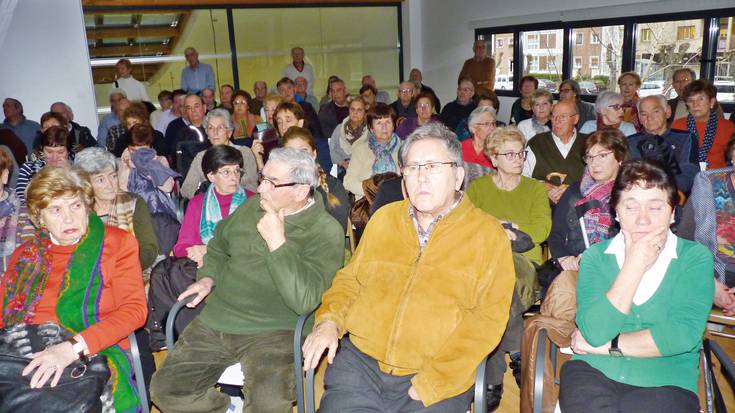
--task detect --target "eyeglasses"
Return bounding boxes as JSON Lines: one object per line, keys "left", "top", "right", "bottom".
{"left": 402, "top": 161, "right": 456, "bottom": 176}
{"left": 582, "top": 151, "right": 613, "bottom": 163}
{"left": 495, "top": 150, "right": 527, "bottom": 161}
{"left": 417, "top": 103, "right": 432, "bottom": 109}
{"left": 233, "top": 100, "right": 248, "bottom": 106}
{"left": 207, "top": 125, "right": 229, "bottom": 134}
{"left": 258, "top": 173, "right": 300, "bottom": 189}
{"left": 215, "top": 168, "right": 243, "bottom": 178}
{"left": 552, "top": 113, "right": 577, "bottom": 121}
{"left": 559, "top": 88, "right": 574, "bottom": 93}
{"left": 474, "top": 121, "right": 496, "bottom": 128}
{"left": 607, "top": 104, "right": 623, "bottom": 111}
{"left": 399, "top": 88, "right": 413, "bottom": 94}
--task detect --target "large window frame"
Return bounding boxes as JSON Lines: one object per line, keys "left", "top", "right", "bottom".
{"left": 476, "top": 7, "right": 735, "bottom": 112}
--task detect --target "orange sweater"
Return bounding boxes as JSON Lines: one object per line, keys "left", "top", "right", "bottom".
{"left": 0, "top": 226, "right": 147, "bottom": 354}
{"left": 672, "top": 117, "right": 735, "bottom": 170}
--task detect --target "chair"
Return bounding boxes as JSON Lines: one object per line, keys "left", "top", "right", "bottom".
{"left": 128, "top": 332, "right": 150, "bottom": 413}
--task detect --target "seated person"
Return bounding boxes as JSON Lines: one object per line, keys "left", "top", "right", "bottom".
{"left": 558, "top": 79, "right": 596, "bottom": 127}
{"left": 16, "top": 126, "right": 72, "bottom": 204}
{"left": 173, "top": 145, "right": 250, "bottom": 268}
{"left": 517, "top": 89, "right": 553, "bottom": 141}
{"left": 455, "top": 92, "right": 502, "bottom": 141}
{"left": 283, "top": 126, "right": 350, "bottom": 232}
{"left": 559, "top": 160, "right": 714, "bottom": 413}
{"left": 0, "top": 167, "right": 147, "bottom": 412}
{"left": 395, "top": 92, "right": 442, "bottom": 139}
{"left": 628, "top": 95, "right": 699, "bottom": 195}
{"left": 231, "top": 90, "right": 261, "bottom": 139}
{"left": 579, "top": 91, "right": 637, "bottom": 137}
{"left": 618, "top": 72, "right": 642, "bottom": 132}
{"left": 440, "top": 76, "right": 477, "bottom": 131}
{"left": 117, "top": 102, "right": 167, "bottom": 157}
{"left": 303, "top": 123, "right": 515, "bottom": 412}
{"left": 330, "top": 95, "right": 370, "bottom": 176}
{"left": 151, "top": 148, "right": 344, "bottom": 412}
{"left": 467, "top": 125, "right": 551, "bottom": 407}
{"left": 343, "top": 103, "right": 401, "bottom": 199}
{"left": 180, "top": 108, "right": 258, "bottom": 199}
{"left": 461, "top": 105, "right": 497, "bottom": 172}
{"left": 679, "top": 137, "right": 735, "bottom": 316}
{"left": 0, "top": 149, "right": 20, "bottom": 267}
{"left": 510, "top": 75, "right": 537, "bottom": 124}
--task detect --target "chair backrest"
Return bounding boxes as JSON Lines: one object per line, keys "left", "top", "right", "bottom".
{"left": 127, "top": 332, "right": 150, "bottom": 413}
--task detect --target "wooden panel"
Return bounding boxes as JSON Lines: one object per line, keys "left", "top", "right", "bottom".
{"left": 83, "top": 0, "right": 401, "bottom": 7}
{"left": 86, "top": 25, "right": 178, "bottom": 40}
{"left": 93, "top": 64, "right": 163, "bottom": 84}
{"left": 89, "top": 44, "right": 172, "bottom": 57}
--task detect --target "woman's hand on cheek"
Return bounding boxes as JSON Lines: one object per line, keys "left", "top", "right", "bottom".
{"left": 622, "top": 228, "right": 667, "bottom": 272}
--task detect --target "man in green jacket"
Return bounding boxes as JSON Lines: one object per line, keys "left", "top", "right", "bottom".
{"left": 150, "top": 148, "right": 344, "bottom": 413}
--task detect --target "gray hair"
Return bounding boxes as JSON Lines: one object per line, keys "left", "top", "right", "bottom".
{"left": 400, "top": 123, "right": 463, "bottom": 167}
{"left": 636, "top": 94, "right": 668, "bottom": 112}
{"left": 468, "top": 105, "right": 497, "bottom": 129}
{"left": 673, "top": 67, "right": 696, "bottom": 81}
{"left": 559, "top": 79, "right": 581, "bottom": 97}
{"left": 203, "top": 108, "right": 234, "bottom": 132}
{"left": 266, "top": 147, "right": 318, "bottom": 189}
{"left": 109, "top": 88, "right": 127, "bottom": 99}
{"left": 73, "top": 147, "right": 118, "bottom": 174}
{"left": 594, "top": 91, "right": 623, "bottom": 113}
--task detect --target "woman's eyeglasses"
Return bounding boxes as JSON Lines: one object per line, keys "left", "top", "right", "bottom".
{"left": 582, "top": 151, "right": 613, "bottom": 164}
{"left": 495, "top": 151, "right": 527, "bottom": 161}
{"left": 215, "top": 168, "right": 243, "bottom": 178}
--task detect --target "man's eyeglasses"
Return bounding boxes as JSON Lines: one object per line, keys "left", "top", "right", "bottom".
{"left": 258, "top": 173, "right": 300, "bottom": 189}
{"left": 402, "top": 161, "right": 456, "bottom": 176}
{"left": 215, "top": 168, "right": 243, "bottom": 178}
{"left": 399, "top": 88, "right": 413, "bottom": 94}
{"left": 582, "top": 151, "right": 613, "bottom": 164}
{"left": 495, "top": 151, "right": 527, "bottom": 161}
{"left": 552, "top": 113, "right": 577, "bottom": 121}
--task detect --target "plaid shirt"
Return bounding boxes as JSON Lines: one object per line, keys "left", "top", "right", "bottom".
{"left": 408, "top": 191, "right": 464, "bottom": 251}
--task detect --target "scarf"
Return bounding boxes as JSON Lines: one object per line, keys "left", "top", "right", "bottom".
{"left": 199, "top": 184, "right": 247, "bottom": 244}
{"left": 596, "top": 117, "right": 620, "bottom": 131}
{"left": 531, "top": 117, "right": 550, "bottom": 136}
{"left": 621, "top": 96, "right": 641, "bottom": 132}
{"left": 0, "top": 189, "right": 19, "bottom": 260}
{"left": 344, "top": 120, "right": 367, "bottom": 145}
{"left": 100, "top": 192, "right": 136, "bottom": 235}
{"left": 687, "top": 111, "right": 719, "bottom": 163}
{"left": 575, "top": 168, "right": 614, "bottom": 246}
{"left": 368, "top": 132, "right": 400, "bottom": 175}
{"left": 709, "top": 172, "right": 735, "bottom": 268}
{"left": 2, "top": 214, "right": 140, "bottom": 412}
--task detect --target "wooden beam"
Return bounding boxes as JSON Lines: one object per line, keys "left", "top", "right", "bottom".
{"left": 89, "top": 44, "right": 171, "bottom": 57}
{"left": 93, "top": 64, "right": 163, "bottom": 84}
{"left": 86, "top": 25, "right": 179, "bottom": 40}
{"left": 83, "top": 0, "right": 401, "bottom": 7}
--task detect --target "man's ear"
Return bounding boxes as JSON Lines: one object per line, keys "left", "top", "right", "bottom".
{"left": 455, "top": 165, "right": 466, "bottom": 191}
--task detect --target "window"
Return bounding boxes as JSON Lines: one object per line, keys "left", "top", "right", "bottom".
{"left": 576, "top": 32, "right": 584, "bottom": 46}
{"left": 677, "top": 25, "right": 696, "bottom": 40}
{"left": 571, "top": 25, "right": 623, "bottom": 95}
{"left": 540, "top": 32, "right": 556, "bottom": 49}
{"left": 591, "top": 33, "right": 600, "bottom": 44}
{"left": 521, "top": 29, "right": 563, "bottom": 83}
{"left": 641, "top": 28, "right": 652, "bottom": 42}
{"left": 497, "top": 39, "right": 503, "bottom": 48}
{"left": 491, "top": 33, "right": 515, "bottom": 91}
{"left": 716, "top": 16, "right": 735, "bottom": 103}
{"left": 574, "top": 57, "right": 582, "bottom": 69}
{"left": 590, "top": 56, "right": 600, "bottom": 68}
{"left": 526, "top": 34, "right": 539, "bottom": 50}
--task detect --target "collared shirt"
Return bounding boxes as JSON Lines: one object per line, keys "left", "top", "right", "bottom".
{"left": 155, "top": 109, "right": 176, "bottom": 134}
{"left": 97, "top": 112, "right": 120, "bottom": 149}
{"left": 604, "top": 230, "right": 678, "bottom": 305}
{"left": 408, "top": 191, "right": 464, "bottom": 250}
{"left": 522, "top": 130, "right": 578, "bottom": 177}
{"left": 1, "top": 117, "right": 40, "bottom": 153}
{"left": 181, "top": 63, "right": 215, "bottom": 94}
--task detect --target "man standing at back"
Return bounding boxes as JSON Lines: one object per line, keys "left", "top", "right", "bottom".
{"left": 283, "top": 47, "right": 315, "bottom": 95}
{"left": 459, "top": 39, "right": 496, "bottom": 95}
{"left": 112, "top": 58, "right": 150, "bottom": 102}
{"left": 181, "top": 47, "right": 215, "bottom": 94}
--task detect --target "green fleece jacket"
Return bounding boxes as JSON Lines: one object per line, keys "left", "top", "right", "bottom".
{"left": 196, "top": 192, "right": 344, "bottom": 335}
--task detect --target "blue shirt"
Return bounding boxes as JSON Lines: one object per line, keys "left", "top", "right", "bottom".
{"left": 1, "top": 118, "right": 40, "bottom": 153}
{"left": 97, "top": 112, "right": 120, "bottom": 149}
{"left": 181, "top": 63, "right": 215, "bottom": 94}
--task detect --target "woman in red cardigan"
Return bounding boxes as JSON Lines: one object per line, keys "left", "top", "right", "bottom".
{"left": 0, "top": 166, "right": 147, "bottom": 412}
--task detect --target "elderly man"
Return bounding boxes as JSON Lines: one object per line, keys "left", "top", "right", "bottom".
{"left": 157, "top": 89, "right": 187, "bottom": 136}
{"left": 459, "top": 39, "right": 496, "bottom": 95}
{"left": 151, "top": 147, "right": 344, "bottom": 413}
{"left": 319, "top": 78, "right": 349, "bottom": 141}
{"left": 97, "top": 89, "right": 126, "bottom": 149}
{"left": 362, "top": 75, "right": 390, "bottom": 104}
{"left": 201, "top": 87, "right": 217, "bottom": 112}
{"left": 523, "top": 100, "right": 587, "bottom": 204}
{"left": 181, "top": 47, "right": 215, "bottom": 94}
{"left": 168, "top": 94, "right": 208, "bottom": 175}
{"left": 390, "top": 81, "right": 417, "bottom": 119}
{"left": 667, "top": 68, "right": 724, "bottom": 123}
{"left": 628, "top": 95, "right": 699, "bottom": 194}
{"left": 104, "top": 98, "right": 132, "bottom": 155}
{"left": 251, "top": 80, "right": 268, "bottom": 116}
{"left": 303, "top": 123, "right": 515, "bottom": 412}
{"left": 1, "top": 97, "right": 40, "bottom": 153}
{"left": 440, "top": 77, "right": 477, "bottom": 131}
{"left": 112, "top": 58, "right": 150, "bottom": 102}
{"left": 50, "top": 101, "right": 97, "bottom": 152}
{"left": 409, "top": 68, "right": 441, "bottom": 111}
{"left": 283, "top": 46, "right": 315, "bottom": 95}
{"left": 218, "top": 84, "right": 235, "bottom": 112}
{"left": 295, "top": 76, "right": 319, "bottom": 109}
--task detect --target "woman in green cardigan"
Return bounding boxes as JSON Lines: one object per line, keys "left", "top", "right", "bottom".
{"left": 559, "top": 160, "right": 714, "bottom": 412}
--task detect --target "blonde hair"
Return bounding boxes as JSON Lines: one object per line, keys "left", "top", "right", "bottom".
{"left": 26, "top": 166, "right": 94, "bottom": 227}
{"left": 483, "top": 125, "right": 526, "bottom": 158}
{"left": 263, "top": 94, "right": 285, "bottom": 108}
{"left": 281, "top": 126, "right": 341, "bottom": 208}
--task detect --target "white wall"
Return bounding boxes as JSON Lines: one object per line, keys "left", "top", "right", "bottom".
{"left": 404, "top": 0, "right": 734, "bottom": 123}
{"left": 0, "top": 0, "right": 97, "bottom": 132}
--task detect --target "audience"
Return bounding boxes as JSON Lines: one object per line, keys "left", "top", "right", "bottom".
{"left": 455, "top": 92, "right": 501, "bottom": 141}
{"left": 395, "top": 91, "right": 441, "bottom": 139}
{"left": 460, "top": 39, "right": 496, "bottom": 94}
{"left": 517, "top": 89, "right": 553, "bottom": 141}
{"left": 217, "top": 84, "right": 234, "bottom": 112}
{"left": 104, "top": 97, "right": 132, "bottom": 155}
{"left": 0, "top": 149, "right": 20, "bottom": 265}
{"left": 330, "top": 95, "right": 369, "bottom": 174}
{"left": 16, "top": 126, "right": 72, "bottom": 203}
{"left": 98, "top": 89, "right": 126, "bottom": 149}
{"left": 408, "top": 68, "right": 441, "bottom": 110}
{"left": 319, "top": 78, "right": 349, "bottom": 141}
{"left": 461, "top": 105, "right": 497, "bottom": 175}
{"left": 441, "top": 76, "right": 477, "bottom": 131}
{"left": 201, "top": 87, "right": 216, "bottom": 112}
{"left": 668, "top": 68, "right": 696, "bottom": 122}
{"left": 1, "top": 97, "right": 40, "bottom": 154}
{"left": 283, "top": 46, "right": 315, "bottom": 95}
{"left": 156, "top": 89, "right": 186, "bottom": 135}
{"left": 181, "top": 47, "right": 215, "bottom": 94}
{"left": 390, "top": 80, "right": 417, "bottom": 119}
{"left": 510, "top": 75, "right": 538, "bottom": 124}
{"left": 558, "top": 79, "right": 597, "bottom": 127}
{"left": 294, "top": 75, "right": 319, "bottom": 109}
{"left": 231, "top": 90, "right": 261, "bottom": 139}
{"left": 149, "top": 90, "right": 173, "bottom": 131}
{"left": 359, "top": 84, "right": 378, "bottom": 110}
{"left": 112, "top": 58, "right": 149, "bottom": 102}
{"left": 579, "top": 91, "right": 637, "bottom": 137}
{"left": 618, "top": 71, "right": 642, "bottom": 132}
{"left": 250, "top": 80, "right": 267, "bottom": 116}
{"left": 362, "top": 75, "right": 391, "bottom": 104}
{"left": 49, "top": 101, "right": 96, "bottom": 153}
{"left": 344, "top": 103, "right": 401, "bottom": 199}
{"left": 169, "top": 94, "right": 209, "bottom": 176}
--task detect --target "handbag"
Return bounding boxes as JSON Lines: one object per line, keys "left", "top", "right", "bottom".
{"left": 536, "top": 257, "right": 564, "bottom": 300}
{"left": 0, "top": 323, "right": 110, "bottom": 413}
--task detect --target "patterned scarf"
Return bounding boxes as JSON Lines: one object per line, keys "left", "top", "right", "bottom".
{"left": 2, "top": 214, "right": 140, "bottom": 412}
{"left": 99, "top": 192, "right": 136, "bottom": 235}
{"left": 575, "top": 168, "right": 614, "bottom": 246}
{"left": 709, "top": 172, "right": 735, "bottom": 268}
{"left": 199, "top": 184, "right": 247, "bottom": 244}
{"left": 531, "top": 117, "right": 550, "bottom": 136}
{"left": 687, "top": 111, "right": 719, "bottom": 163}
{"left": 596, "top": 117, "right": 620, "bottom": 131}
{"left": 368, "top": 132, "right": 400, "bottom": 175}
{"left": 622, "top": 95, "right": 641, "bottom": 132}
{"left": 344, "top": 120, "right": 367, "bottom": 145}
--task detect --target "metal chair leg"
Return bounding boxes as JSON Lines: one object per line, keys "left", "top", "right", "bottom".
{"left": 533, "top": 329, "right": 548, "bottom": 413}
{"left": 128, "top": 332, "right": 150, "bottom": 413}
{"left": 474, "top": 355, "right": 489, "bottom": 413}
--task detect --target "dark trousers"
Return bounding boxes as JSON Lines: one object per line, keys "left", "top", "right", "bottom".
{"left": 485, "top": 289, "right": 524, "bottom": 385}
{"left": 319, "top": 337, "right": 473, "bottom": 413}
{"left": 559, "top": 360, "right": 700, "bottom": 413}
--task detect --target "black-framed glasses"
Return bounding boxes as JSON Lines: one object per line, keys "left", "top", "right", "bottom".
{"left": 402, "top": 161, "right": 456, "bottom": 176}
{"left": 258, "top": 173, "right": 300, "bottom": 189}
{"left": 495, "top": 150, "right": 527, "bottom": 161}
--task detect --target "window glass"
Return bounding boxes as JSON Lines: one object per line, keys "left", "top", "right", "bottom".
{"left": 521, "top": 29, "right": 563, "bottom": 92}
{"left": 635, "top": 20, "right": 703, "bottom": 99}
{"left": 571, "top": 26, "right": 624, "bottom": 95}
{"left": 490, "top": 33, "right": 514, "bottom": 91}
{"left": 716, "top": 16, "right": 735, "bottom": 103}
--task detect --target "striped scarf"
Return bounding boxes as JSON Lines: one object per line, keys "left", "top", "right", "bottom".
{"left": 686, "top": 112, "right": 719, "bottom": 163}
{"left": 99, "top": 192, "right": 136, "bottom": 235}
{"left": 368, "top": 132, "right": 400, "bottom": 175}
{"left": 199, "top": 184, "right": 247, "bottom": 244}
{"left": 575, "top": 168, "right": 614, "bottom": 246}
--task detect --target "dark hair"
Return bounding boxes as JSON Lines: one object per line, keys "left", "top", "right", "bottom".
{"left": 41, "top": 126, "right": 70, "bottom": 148}
{"left": 157, "top": 90, "right": 173, "bottom": 101}
{"left": 274, "top": 101, "right": 306, "bottom": 121}
{"left": 367, "top": 103, "right": 397, "bottom": 130}
{"left": 475, "top": 92, "right": 500, "bottom": 112}
{"left": 725, "top": 133, "right": 735, "bottom": 164}
{"left": 128, "top": 124, "right": 154, "bottom": 147}
{"left": 611, "top": 160, "right": 678, "bottom": 211}
{"left": 232, "top": 90, "right": 252, "bottom": 109}
{"left": 414, "top": 92, "right": 436, "bottom": 112}
{"left": 202, "top": 145, "right": 244, "bottom": 178}
{"left": 276, "top": 77, "right": 295, "bottom": 89}
{"left": 325, "top": 75, "right": 341, "bottom": 95}
{"left": 583, "top": 129, "right": 629, "bottom": 163}
{"left": 682, "top": 79, "right": 717, "bottom": 101}
{"left": 220, "top": 84, "right": 234, "bottom": 92}
{"left": 123, "top": 102, "right": 150, "bottom": 125}
{"left": 40, "top": 111, "right": 69, "bottom": 128}
{"left": 172, "top": 89, "right": 187, "bottom": 98}
{"left": 359, "top": 84, "right": 377, "bottom": 96}
{"left": 520, "top": 75, "right": 539, "bottom": 89}
{"left": 457, "top": 76, "right": 474, "bottom": 87}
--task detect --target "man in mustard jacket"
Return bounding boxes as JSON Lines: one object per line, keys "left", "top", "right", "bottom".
{"left": 303, "top": 123, "right": 516, "bottom": 412}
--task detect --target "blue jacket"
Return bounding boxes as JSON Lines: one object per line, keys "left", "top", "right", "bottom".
{"left": 627, "top": 128, "right": 699, "bottom": 194}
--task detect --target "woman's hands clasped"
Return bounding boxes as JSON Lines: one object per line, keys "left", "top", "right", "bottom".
{"left": 22, "top": 341, "right": 79, "bottom": 388}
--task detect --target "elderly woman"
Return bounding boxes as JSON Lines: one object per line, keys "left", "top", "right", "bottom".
{"left": 618, "top": 71, "right": 642, "bottom": 132}
{"left": 231, "top": 90, "right": 261, "bottom": 139}
{"left": 0, "top": 150, "right": 20, "bottom": 267}
{"left": 679, "top": 137, "right": 735, "bottom": 316}
{"left": 548, "top": 129, "right": 628, "bottom": 272}
{"left": 284, "top": 126, "right": 350, "bottom": 231}
{"left": 517, "top": 89, "right": 553, "bottom": 141}
{"left": 16, "top": 126, "right": 72, "bottom": 203}
{"left": 0, "top": 166, "right": 147, "bottom": 412}
{"left": 395, "top": 92, "right": 442, "bottom": 139}
{"left": 558, "top": 79, "right": 597, "bottom": 127}
{"left": 579, "top": 91, "right": 637, "bottom": 137}
{"left": 510, "top": 75, "right": 538, "bottom": 124}
{"left": 461, "top": 106, "right": 497, "bottom": 171}
{"left": 74, "top": 147, "right": 160, "bottom": 271}
{"left": 559, "top": 160, "right": 714, "bottom": 413}
{"left": 467, "top": 125, "right": 551, "bottom": 403}
{"left": 672, "top": 80, "right": 735, "bottom": 170}
{"left": 110, "top": 102, "right": 166, "bottom": 157}
{"left": 344, "top": 103, "right": 401, "bottom": 199}
{"left": 32, "top": 112, "right": 69, "bottom": 152}
{"left": 455, "top": 92, "right": 502, "bottom": 142}
{"left": 173, "top": 145, "right": 249, "bottom": 268}
{"left": 180, "top": 108, "right": 258, "bottom": 199}
{"left": 330, "top": 95, "right": 369, "bottom": 172}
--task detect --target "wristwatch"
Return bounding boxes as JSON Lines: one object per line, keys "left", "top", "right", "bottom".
{"left": 68, "top": 336, "right": 89, "bottom": 363}
{"left": 608, "top": 334, "right": 623, "bottom": 357}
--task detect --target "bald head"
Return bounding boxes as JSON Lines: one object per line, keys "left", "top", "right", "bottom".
{"left": 638, "top": 95, "right": 671, "bottom": 136}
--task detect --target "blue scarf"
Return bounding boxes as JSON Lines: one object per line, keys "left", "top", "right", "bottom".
{"left": 368, "top": 132, "right": 400, "bottom": 175}
{"left": 199, "top": 184, "right": 247, "bottom": 244}
{"left": 687, "top": 111, "right": 718, "bottom": 163}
